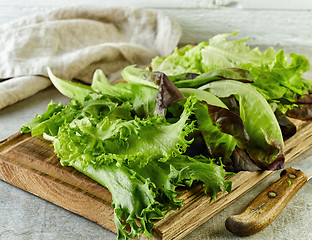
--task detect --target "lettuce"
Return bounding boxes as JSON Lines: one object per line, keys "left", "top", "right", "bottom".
{"left": 151, "top": 42, "right": 209, "bottom": 75}
{"left": 151, "top": 32, "right": 276, "bottom": 75}
{"left": 200, "top": 80, "right": 284, "bottom": 170}
{"left": 193, "top": 101, "right": 249, "bottom": 161}
{"left": 22, "top": 69, "right": 235, "bottom": 240}
{"left": 173, "top": 68, "right": 253, "bottom": 88}
{"left": 21, "top": 32, "right": 309, "bottom": 239}
{"left": 151, "top": 32, "right": 312, "bottom": 119}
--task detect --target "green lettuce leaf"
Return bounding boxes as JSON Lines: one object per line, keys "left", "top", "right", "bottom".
{"left": 21, "top": 68, "right": 238, "bottom": 239}
{"left": 47, "top": 67, "right": 93, "bottom": 103}
{"left": 121, "top": 65, "right": 185, "bottom": 116}
{"left": 91, "top": 69, "right": 133, "bottom": 101}
{"left": 70, "top": 153, "right": 232, "bottom": 239}
{"left": 246, "top": 51, "right": 311, "bottom": 111}
{"left": 180, "top": 88, "right": 227, "bottom": 108}
{"left": 151, "top": 32, "right": 312, "bottom": 118}
{"left": 200, "top": 80, "right": 284, "bottom": 170}
{"left": 200, "top": 32, "right": 277, "bottom": 72}
{"left": 173, "top": 68, "right": 253, "bottom": 88}
{"left": 21, "top": 101, "right": 64, "bottom": 134}
{"left": 21, "top": 75, "right": 233, "bottom": 239}
{"left": 54, "top": 96, "right": 196, "bottom": 167}
{"left": 194, "top": 102, "right": 237, "bottom": 160}
{"left": 151, "top": 42, "right": 209, "bottom": 75}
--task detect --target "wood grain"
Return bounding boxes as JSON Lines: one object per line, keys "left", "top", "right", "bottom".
{"left": 0, "top": 118, "right": 312, "bottom": 239}
{"left": 225, "top": 168, "right": 308, "bottom": 236}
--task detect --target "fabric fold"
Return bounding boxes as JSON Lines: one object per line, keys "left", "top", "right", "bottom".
{"left": 0, "top": 6, "right": 182, "bottom": 109}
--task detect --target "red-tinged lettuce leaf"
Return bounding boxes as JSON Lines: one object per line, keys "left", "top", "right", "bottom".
{"left": 121, "top": 65, "right": 184, "bottom": 116}
{"left": 219, "top": 95, "right": 240, "bottom": 116}
{"left": 227, "top": 146, "right": 284, "bottom": 173}
{"left": 274, "top": 109, "right": 297, "bottom": 139}
{"left": 194, "top": 102, "right": 236, "bottom": 160}
{"left": 286, "top": 103, "right": 312, "bottom": 120}
{"left": 173, "top": 68, "right": 253, "bottom": 88}
{"left": 285, "top": 93, "right": 312, "bottom": 120}
{"left": 226, "top": 147, "right": 262, "bottom": 172}
{"left": 200, "top": 80, "right": 285, "bottom": 170}
{"left": 206, "top": 103, "right": 250, "bottom": 148}
{"left": 194, "top": 101, "right": 249, "bottom": 160}
{"left": 167, "top": 72, "right": 199, "bottom": 82}
{"left": 295, "top": 94, "right": 312, "bottom": 104}
{"left": 230, "top": 146, "right": 284, "bottom": 172}
{"left": 151, "top": 71, "right": 184, "bottom": 116}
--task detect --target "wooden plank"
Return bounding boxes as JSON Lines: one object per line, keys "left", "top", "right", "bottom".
{"left": 0, "top": 118, "right": 312, "bottom": 239}
{"left": 0, "top": 133, "right": 116, "bottom": 233}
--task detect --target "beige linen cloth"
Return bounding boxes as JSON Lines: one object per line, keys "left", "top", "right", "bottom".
{"left": 0, "top": 6, "right": 182, "bottom": 109}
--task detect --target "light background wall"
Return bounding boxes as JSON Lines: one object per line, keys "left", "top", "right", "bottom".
{"left": 0, "top": 0, "right": 311, "bottom": 47}
{"left": 1, "top": 1, "right": 311, "bottom": 75}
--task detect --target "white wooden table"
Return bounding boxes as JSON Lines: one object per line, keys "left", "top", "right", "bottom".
{"left": 0, "top": 1, "right": 312, "bottom": 239}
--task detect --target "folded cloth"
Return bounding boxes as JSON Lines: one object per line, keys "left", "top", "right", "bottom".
{"left": 0, "top": 6, "right": 182, "bottom": 109}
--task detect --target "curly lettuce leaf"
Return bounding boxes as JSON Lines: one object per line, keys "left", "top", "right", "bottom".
{"left": 70, "top": 153, "right": 232, "bottom": 239}
{"left": 151, "top": 42, "right": 209, "bottom": 75}
{"left": 53, "top": 96, "right": 196, "bottom": 167}
{"left": 21, "top": 87, "right": 232, "bottom": 240}
{"left": 247, "top": 51, "right": 311, "bottom": 101}
{"left": 200, "top": 32, "right": 277, "bottom": 72}
{"left": 151, "top": 32, "right": 312, "bottom": 119}
{"left": 21, "top": 67, "right": 238, "bottom": 240}
{"left": 21, "top": 101, "right": 64, "bottom": 134}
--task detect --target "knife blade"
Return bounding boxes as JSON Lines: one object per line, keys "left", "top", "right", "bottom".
{"left": 225, "top": 155, "right": 312, "bottom": 236}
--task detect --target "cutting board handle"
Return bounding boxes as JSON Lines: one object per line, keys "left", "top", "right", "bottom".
{"left": 225, "top": 168, "right": 307, "bottom": 236}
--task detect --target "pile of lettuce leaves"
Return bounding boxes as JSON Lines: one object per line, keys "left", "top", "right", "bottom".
{"left": 21, "top": 32, "right": 312, "bottom": 240}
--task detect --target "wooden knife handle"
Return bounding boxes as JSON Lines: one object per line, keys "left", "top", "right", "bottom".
{"left": 225, "top": 168, "right": 308, "bottom": 236}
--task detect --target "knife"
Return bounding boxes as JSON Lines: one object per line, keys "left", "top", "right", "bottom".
{"left": 225, "top": 155, "right": 312, "bottom": 236}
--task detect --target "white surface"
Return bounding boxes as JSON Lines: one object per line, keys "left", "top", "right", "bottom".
{"left": 1, "top": 0, "right": 312, "bottom": 46}
{"left": 0, "top": 1, "right": 312, "bottom": 240}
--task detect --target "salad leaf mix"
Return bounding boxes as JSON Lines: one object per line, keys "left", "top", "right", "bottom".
{"left": 21, "top": 33, "right": 312, "bottom": 239}
{"left": 152, "top": 32, "right": 312, "bottom": 119}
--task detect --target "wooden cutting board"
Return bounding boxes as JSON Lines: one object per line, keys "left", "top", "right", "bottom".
{"left": 0, "top": 118, "right": 311, "bottom": 239}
